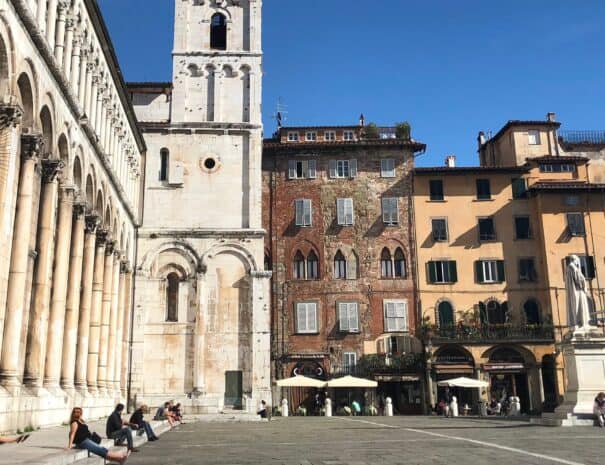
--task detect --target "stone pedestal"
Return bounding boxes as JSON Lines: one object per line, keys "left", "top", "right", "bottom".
{"left": 541, "top": 333, "right": 605, "bottom": 426}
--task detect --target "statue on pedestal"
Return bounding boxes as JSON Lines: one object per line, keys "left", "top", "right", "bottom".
{"left": 565, "top": 255, "right": 594, "bottom": 333}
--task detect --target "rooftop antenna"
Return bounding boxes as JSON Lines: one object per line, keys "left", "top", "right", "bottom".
{"left": 274, "top": 97, "right": 288, "bottom": 130}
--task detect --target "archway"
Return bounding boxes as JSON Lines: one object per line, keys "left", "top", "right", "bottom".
{"left": 437, "top": 301, "right": 454, "bottom": 327}
{"left": 485, "top": 347, "right": 532, "bottom": 413}
{"left": 17, "top": 73, "right": 34, "bottom": 130}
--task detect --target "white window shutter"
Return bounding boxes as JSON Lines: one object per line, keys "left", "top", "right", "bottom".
{"left": 339, "top": 304, "right": 348, "bottom": 331}
{"left": 345, "top": 198, "right": 354, "bottom": 225}
{"left": 308, "top": 304, "right": 317, "bottom": 332}
{"left": 308, "top": 160, "right": 317, "bottom": 179}
{"left": 295, "top": 200, "right": 303, "bottom": 226}
{"left": 329, "top": 160, "right": 337, "bottom": 178}
{"left": 304, "top": 199, "right": 312, "bottom": 226}
{"left": 349, "top": 303, "right": 359, "bottom": 331}
{"left": 346, "top": 254, "right": 357, "bottom": 280}
{"left": 349, "top": 159, "right": 358, "bottom": 178}
{"left": 288, "top": 160, "right": 296, "bottom": 179}
{"left": 337, "top": 199, "right": 345, "bottom": 225}
{"left": 168, "top": 160, "right": 184, "bottom": 185}
{"left": 393, "top": 198, "right": 400, "bottom": 224}
{"left": 296, "top": 304, "right": 306, "bottom": 332}
{"left": 382, "top": 198, "right": 390, "bottom": 223}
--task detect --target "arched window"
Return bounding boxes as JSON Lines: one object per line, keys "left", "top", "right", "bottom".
{"left": 293, "top": 251, "right": 305, "bottom": 279}
{"left": 307, "top": 250, "right": 319, "bottom": 279}
{"left": 210, "top": 13, "right": 227, "bottom": 50}
{"left": 437, "top": 301, "right": 454, "bottom": 327}
{"left": 166, "top": 273, "right": 180, "bottom": 322}
{"left": 394, "top": 248, "right": 406, "bottom": 278}
{"left": 481, "top": 300, "right": 507, "bottom": 325}
{"left": 381, "top": 248, "right": 393, "bottom": 278}
{"left": 334, "top": 250, "right": 346, "bottom": 279}
{"left": 160, "top": 149, "right": 169, "bottom": 181}
{"left": 524, "top": 299, "right": 541, "bottom": 325}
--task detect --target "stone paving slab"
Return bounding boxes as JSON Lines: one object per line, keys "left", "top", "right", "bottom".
{"left": 127, "top": 416, "right": 605, "bottom": 465}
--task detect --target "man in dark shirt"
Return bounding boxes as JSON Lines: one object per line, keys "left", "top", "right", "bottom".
{"left": 106, "top": 403, "right": 139, "bottom": 452}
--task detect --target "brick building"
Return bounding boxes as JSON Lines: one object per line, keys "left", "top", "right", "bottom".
{"left": 263, "top": 122, "right": 426, "bottom": 414}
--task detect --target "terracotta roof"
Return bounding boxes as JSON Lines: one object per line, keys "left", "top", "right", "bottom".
{"left": 481, "top": 120, "right": 561, "bottom": 148}
{"left": 414, "top": 165, "right": 529, "bottom": 175}
{"left": 263, "top": 139, "right": 426, "bottom": 152}
{"left": 529, "top": 182, "right": 605, "bottom": 191}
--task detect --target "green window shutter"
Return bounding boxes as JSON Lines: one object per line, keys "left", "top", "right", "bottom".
{"left": 497, "top": 260, "right": 506, "bottom": 282}
{"left": 427, "top": 262, "right": 437, "bottom": 283}
{"left": 475, "top": 261, "right": 484, "bottom": 283}
{"left": 448, "top": 261, "right": 458, "bottom": 283}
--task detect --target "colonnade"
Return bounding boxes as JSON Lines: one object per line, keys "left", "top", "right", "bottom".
{"left": 0, "top": 116, "right": 134, "bottom": 396}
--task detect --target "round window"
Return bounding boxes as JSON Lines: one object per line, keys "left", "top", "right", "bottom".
{"left": 204, "top": 158, "right": 216, "bottom": 170}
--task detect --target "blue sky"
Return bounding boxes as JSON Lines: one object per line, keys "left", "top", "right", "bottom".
{"left": 99, "top": 0, "right": 605, "bottom": 166}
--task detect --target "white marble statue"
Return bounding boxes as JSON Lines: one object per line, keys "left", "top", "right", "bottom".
{"left": 565, "top": 255, "right": 593, "bottom": 331}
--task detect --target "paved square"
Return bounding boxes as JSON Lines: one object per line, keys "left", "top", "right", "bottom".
{"left": 128, "top": 417, "right": 603, "bottom": 465}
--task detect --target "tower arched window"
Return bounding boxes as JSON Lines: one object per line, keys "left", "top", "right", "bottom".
{"left": 394, "top": 248, "right": 406, "bottom": 278}
{"left": 210, "top": 13, "right": 227, "bottom": 50}
{"left": 293, "top": 251, "right": 305, "bottom": 279}
{"left": 160, "top": 149, "right": 169, "bottom": 181}
{"left": 334, "top": 250, "right": 347, "bottom": 279}
{"left": 381, "top": 248, "right": 393, "bottom": 278}
{"left": 166, "top": 273, "right": 180, "bottom": 322}
{"left": 480, "top": 300, "right": 507, "bottom": 325}
{"left": 307, "top": 250, "right": 319, "bottom": 279}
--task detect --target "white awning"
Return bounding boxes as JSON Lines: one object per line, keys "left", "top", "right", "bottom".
{"left": 436, "top": 377, "right": 489, "bottom": 388}
{"left": 276, "top": 375, "right": 327, "bottom": 388}
{"left": 327, "top": 375, "right": 378, "bottom": 388}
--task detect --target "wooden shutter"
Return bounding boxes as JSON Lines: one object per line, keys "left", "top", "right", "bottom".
{"left": 345, "top": 198, "right": 354, "bottom": 225}
{"left": 338, "top": 303, "right": 348, "bottom": 331}
{"left": 349, "top": 159, "right": 358, "bottom": 178}
{"left": 329, "top": 160, "right": 337, "bottom": 178}
{"left": 337, "top": 198, "right": 346, "bottom": 225}
{"left": 304, "top": 199, "right": 312, "bottom": 226}
{"left": 384, "top": 301, "right": 395, "bottom": 331}
{"left": 349, "top": 303, "right": 359, "bottom": 331}
{"left": 395, "top": 302, "right": 407, "bottom": 331}
{"left": 307, "top": 160, "right": 316, "bottom": 179}
{"left": 496, "top": 260, "right": 506, "bottom": 282}
{"left": 296, "top": 303, "right": 306, "bottom": 332}
{"left": 295, "top": 199, "right": 304, "bottom": 226}
{"left": 448, "top": 261, "right": 458, "bottom": 283}
{"left": 308, "top": 303, "right": 317, "bottom": 332}
{"left": 393, "top": 198, "right": 399, "bottom": 224}
{"left": 427, "top": 261, "right": 437, "bottom": 283}
{"left": 288, "top": 160, "right": 296, "bottom": 179}
{"left": 475, "top": 261, "right": 484, "bottom": 283}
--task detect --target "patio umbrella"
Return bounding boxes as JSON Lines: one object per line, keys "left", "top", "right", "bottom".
{"left": 436, "top": 377, "right": 489, "bottom": 388}
{"left": 276, "top": 375, "right": 327, "bottom": 388}
{"left": 327, "top": 375, "right": 378, "bottom": 388}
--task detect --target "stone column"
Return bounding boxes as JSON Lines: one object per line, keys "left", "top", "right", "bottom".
{"left": 86, "top": 229, "right": 107, "bottom": 394}
{"left": 70, "top": 34, "right": 82, "bottom": 94}
{"left": 192, "top": 272, "right": 206, "bottom": 393}
{"left": 60, "top": 202, "right": 85, "bottom": 391}
{"left": 24, "top": 159, "right": 63, "bottom": 388}
{"left": 36, "top": 0, "right": 47, "bottom": 35}
{"left": 120, "top": 264, "right": 132, "bottom": 395}
{"left": 249, "top": 271, "right": 272, "bottom": 406}
{"left": 106, "top": 250, "right": 121, "bottom": 393}
{"left": 46, "top": 0, "right": 58, "bottom": 50}
{"left": 114, "top": 260, "right": 127, "bottom": 393}
{"left": 78, "top": 51, "right": 89, "bottom": 105}
{"left": 62, "top": 16, "right": 74, "bottom": 78}
{"left": 0, "top": 134, "right": 42, "bottom": 388}
{"left": 84, "top": 63, "right": 95, "bottom": 119}
{"left": 96, "top": 239, "right": 114, "bottom": 394}
{"left": 74, "top": 214, "right": 99, "bottom": 391}
{"left": 89, "top": 75, "right": 99, "bottom": 129}
{"left": 43, "top": 183, "right": 75, "bottom": 389}
{"left": 54, "top": 1, "right": 69, "bottom": 63}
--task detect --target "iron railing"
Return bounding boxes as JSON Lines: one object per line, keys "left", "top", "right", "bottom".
{"left": 331, "top": 354, "right": 425, "bottom": 378}
{"left": 430, "top": 324, "right": 554, "bottom": 343}
{"left": 558, "top": 130, "right": 605, "bottom": 145}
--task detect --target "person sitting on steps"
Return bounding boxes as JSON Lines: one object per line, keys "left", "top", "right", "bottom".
{"left": 68, "top": 407, "right": 129, "bottom": 464}
{"left": 106, "top": 403, "right": 139, "bottom": 453}
{"left": 130, "top": 404, "right": 159, "bottom": 441}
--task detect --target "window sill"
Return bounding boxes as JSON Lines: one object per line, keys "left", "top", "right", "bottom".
{"left": 427, "top": 199, "right": 446, "bottom": 203}
{"left": 474, "top": 198, "right": 494, "bottom": 202}
{"left": 428, "top": 282, "right": 457, "bottom": 285}
{"left": 380, "top": 277, "right": 407, "bottom": 280}
{"left": 295, "top": 332, "right": 320, "bottom": 336}
{"left": 478, "top": 282, "right": 505, "bottom": 285}
{"left": 383, "top": 223, "right": 400, "bottom": 227}
{"left": 339, "top": 331, "right": 360, "bottom": 334}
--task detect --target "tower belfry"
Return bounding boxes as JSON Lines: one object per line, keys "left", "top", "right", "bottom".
{"left": 129, "top": 0, "right": 271, "bottom": 413}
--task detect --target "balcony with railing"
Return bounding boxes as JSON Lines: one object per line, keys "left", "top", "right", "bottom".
{"left": 429, "top": 324, "right": 554, "bottom": 344}
{"left": 331, "top": 353, "right": 425, "bottom": 378}
{"left": 558, "top": 130, "right": 605, "bottom": 148}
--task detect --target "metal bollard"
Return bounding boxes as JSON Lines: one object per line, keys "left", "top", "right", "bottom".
{"left": 450, "top": 396, "right": 459, "bottom": 417}
{"left": 281, "top": 398, "right": 289, "bottom": 417}
{"left": 385, "top": 397, "right": 393, "bottom": 416}
{"left": 325, "top": 397, "right": 332, "bottom": 417}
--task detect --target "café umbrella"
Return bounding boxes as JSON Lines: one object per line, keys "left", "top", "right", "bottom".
{"left": 436, "top": 377, "right": 489, "bottom": 388}
{"left": 276, "top": 375, "right": 327, "bottom": 388}
{"left": 327, "top": 375, "right": 378, "bottom": 388}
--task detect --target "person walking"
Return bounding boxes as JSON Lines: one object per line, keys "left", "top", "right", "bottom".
{"left": 68, "top": 407, "right": 129, "bottom": 463}
{"left": 130, "top": 405, "right": 159, "bottom": 441}
{"left": 107, "top": 404, "right": 139, "bottom": 452}
{"left": 594, "top": 392, "right": 605, "bottom": 427}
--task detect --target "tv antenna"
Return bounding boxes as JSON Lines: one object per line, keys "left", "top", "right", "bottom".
{"left": 274, "top": 97, "right": 288, "bottom": 129}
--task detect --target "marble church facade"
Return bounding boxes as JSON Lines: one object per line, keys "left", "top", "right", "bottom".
{"left": 0, "top": 0, "right": 144, "bottom": 431}
{"left": 128, "top": 0, "right": 271, "bottom": 413}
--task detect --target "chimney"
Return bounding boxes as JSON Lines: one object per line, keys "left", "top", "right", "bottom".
{"left": 445, "top": 155, "right": 456, "bottom": 168}
{"left": 477, "top": 131, "right": 486, "bottom": 149}
{"left": 547, "top": 112, "right": 556, "bottom": 122}
{"left": 359, "top": 113, "right": 365, "bottom": 127}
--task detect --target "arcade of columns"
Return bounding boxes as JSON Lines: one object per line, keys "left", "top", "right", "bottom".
{"left": 0, "top": 0, "right": 143, "bottom": 428}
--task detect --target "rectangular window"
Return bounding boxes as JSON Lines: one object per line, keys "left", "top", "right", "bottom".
{"left": 324, "top": 131, "right": 336, "bottom": 141}
{"left": 381, "top": 159, "right": 396, "bottom": 178}
{"left": 512, "top": 178, "right": 527, "bottom": 199}
{"left": 519, "top": 258, "right": 537, "bottom": 282}
{"left": 288, "top": 160, "right": 316, "bottom": 180}
{"left": 343, "top": 352, "right": 357, "bottom": 370}
{"left": 514, "top": 216, "right": 532, "bottom": 239}
{"left": 329, "top": 159, "right": 357, "bottom": 178}
{"left": 382, "top": 197, "right": 399, "bottom": 225}
{"left": 384, "top": 300, "right": 408, "bottom": 332}
{"left": 565, "top": 195, "right": 579, "bottom": 206}
{"left": 338, "top": 302, "right": 359, "bottom": 332}
{"left": 431, "top": 218, "right": 448, "bottom": 242}
{"left": 337, "top": 198, "right": 354, "bottom": 226}
{"left": 287, "top": 132, "right": 299, "bottom": 142}
{"left": 566, "top": 255, "right": 596, "bottom": 280}
{"left": 476, "top": 179, "right": 491, "bottom": 200}
{"left": 343, "top": 130, "right": 354, "bottom": 141}
{"left": 567, "top": 213, "right": 585, "bottom": 236}
{"left": 427, "top": 261, "right": 458, "bottom": 284}
{"left": 429, "top": 180, "right": 444, "bottom": 201}
{"left": 295, "top": 199, "right": 312, "bottom": 227}
{"left": 296, "top": 302, "right": 318, "bottom": 334}
{"left": 528, "top": 130, "right": 541, "bottom": 145}
{"left": 305, "top": 131, "right": 317, "bottom": 141}
{"left": 478, "top": 217, "right": 496, "bottom": 241}
{"left": 476, "top": 259, "right": 505, "bottom": 283}
{"left": 539, "top": 163, "right": 575, "bottom": 173}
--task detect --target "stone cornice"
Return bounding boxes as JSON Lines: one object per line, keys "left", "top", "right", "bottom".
{"left": 0, "top": 104, "right": 23, "bottom": 129}
{"left": 139, "top": 228, "right": 267, "bottom": 239}
{"left": 137, "top": 122, "right": 261, "bottom": 133}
